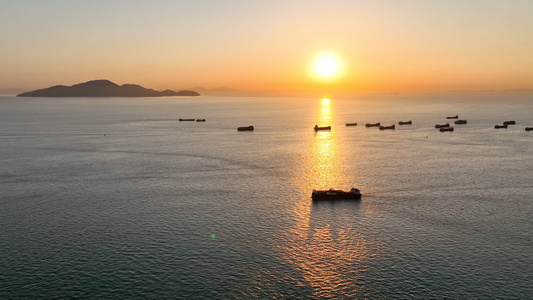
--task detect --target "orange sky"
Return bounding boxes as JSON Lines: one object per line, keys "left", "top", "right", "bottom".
{"left": 1, "top": 1, "right": 533, "bottom": 94}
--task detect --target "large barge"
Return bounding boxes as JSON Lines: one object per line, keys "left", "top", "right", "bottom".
{"left": 311, "top": 188, "right": 362, "bottom": 200}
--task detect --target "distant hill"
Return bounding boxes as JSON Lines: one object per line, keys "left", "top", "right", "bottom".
{"left": 17, "top": 80, "right": 200, "bottom": 97}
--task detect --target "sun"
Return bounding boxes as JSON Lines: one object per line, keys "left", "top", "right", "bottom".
{"left": 314, "top": 55, "right": 340, "bottom": 78}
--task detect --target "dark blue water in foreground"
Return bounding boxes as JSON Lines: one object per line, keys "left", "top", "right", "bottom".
{"left": 1, "top": 94, "right": 532, "bottom": 299}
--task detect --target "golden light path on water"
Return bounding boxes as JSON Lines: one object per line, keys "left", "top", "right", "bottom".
{"left": 280, "top": 98, "right": 370, "bottom": 298}
{"left": 310, "top": 98, "right": 344, "bottom": 189}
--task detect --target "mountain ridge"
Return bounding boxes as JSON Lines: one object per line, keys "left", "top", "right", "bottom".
{"left": 17, "top": 80, "right": 200, "bottom": 97}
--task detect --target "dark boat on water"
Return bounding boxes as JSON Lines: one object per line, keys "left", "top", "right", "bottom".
{"left": 379, "top": 125, "right": 395, "bottom": 130}
{"left": 237, "top": 126, "right": 254, "bottom": 131}
{"left": 446, "top": 115, "right": 459, "bottom": 119}
{"left": 311, "top": 188, "right": 362, "bottom": 200}
{"left": 440, "top": 127, "right": 454, "bottom": 132}
{"left": 435, "top": 123, "right": 450, "bottom": 128}
{"left": 179, "top": 118, "right": 195, "bottom": 121}
{"left": 454, "top": 120, "right": 467, "bottom": 125}
{"left": 398, "top": 120, "right": 412, "bottom": 125}
{"left": 345, "top": 123, "right": 358, "bottom": 126}
{"left": 495, "top": 124, "right": 508, "bottom": 129}
{"left": 365, "top": 122, "right": 381, "bottom": 127}
{"left": 314, "top": 125, "right": 331, "bottom": 131}
{"left": 503, "top": 120, "right": 516, "bottom": 125}
{"left": 196, "top": 119, "right": 206, "bottom": 122}
{"left": 526, "top": 127, "right": 533, "bottom": 131}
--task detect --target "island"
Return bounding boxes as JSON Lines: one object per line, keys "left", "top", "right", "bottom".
{"left": 17, "top": 80, "right": 200, "bottom": 97}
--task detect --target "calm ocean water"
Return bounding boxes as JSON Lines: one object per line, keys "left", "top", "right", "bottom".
{"left": 1, "top": 94, "right": 532, "bottom": 299}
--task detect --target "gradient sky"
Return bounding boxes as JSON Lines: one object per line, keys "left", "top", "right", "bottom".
{"left": 1, "top": 0, "right": 533, "bottom": 94}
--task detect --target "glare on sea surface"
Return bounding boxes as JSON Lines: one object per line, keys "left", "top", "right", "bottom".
{"left": 279, "top": 98, "right": 368, "bottom": 298}
{"left": 311, "top": 98, "right": 342, "bottom": 189}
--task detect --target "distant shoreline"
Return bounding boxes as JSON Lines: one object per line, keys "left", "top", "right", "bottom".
{"left": 17, "top": 79, "right": 200, "bottom": 97}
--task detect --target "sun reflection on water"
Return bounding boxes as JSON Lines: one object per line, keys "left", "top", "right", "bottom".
{"left": 280, "top": 98, "right": 369, "bottom": 298}
{"left": 311, "top": 100, "right": 343, "bottom": 190}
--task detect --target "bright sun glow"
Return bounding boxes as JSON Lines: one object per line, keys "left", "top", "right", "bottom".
{"left": 314, "top": 55, "right": 340, "bottom": 77}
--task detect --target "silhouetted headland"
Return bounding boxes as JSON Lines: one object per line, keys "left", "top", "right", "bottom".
{"left": 17, "top": 80, "right": 200, "bottom": 97}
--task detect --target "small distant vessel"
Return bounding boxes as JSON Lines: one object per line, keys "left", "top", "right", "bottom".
{"left": 379, "top": 125, "right": 395, "bottom": 130}
{"left": 435, "top": 123, "right": 450, "bottom": 128}
{"left": 454, "top": 120, "right": 467, "bottom": 125}
{"left": 345, "top": 123, "right": 358, "bottom": 126}
{"left": 503, "top": 120, "right": 516, "bottom": 125}
{"left": 196, "top": 119, "right": 206, "bottom": 122}
{"left": 311, "top": 188, "right": 362, "bottom": 200}
{"left": 440, "top": 127, "right": 454, "bottom": 132}
{"left": 365, "top": 122, "right": 381, "bottom": 127}
{"left": 237, "top": 126, "right": 254, "bottom": 131}
{"left": 179, "top": 118, "right": 195, "bottom": 121}
{"left": 525, "top": 127, "right": 533, "bottom": 131}
{"left": 398, "top": 121, "right": 412, "bottom": 125}
{"left": 314, "top": 125, "right": 331, "bottom": 131}
{"left": 495, "top": 124, "right": 508, "bottom": 129}
{"left": 446, "top": 115, "right": 459, "bottom": 119}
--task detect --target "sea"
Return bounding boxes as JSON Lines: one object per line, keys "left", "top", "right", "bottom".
{"left": 1, "top": 94, "right": 532, "bottom": 299}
